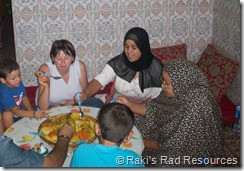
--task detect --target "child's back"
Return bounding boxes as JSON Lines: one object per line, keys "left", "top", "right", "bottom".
{"left": 71, "top": 143, "right": 144, "bottom": 167}
{"left": 70, "top": 103, "right": 145, "bottom": 167}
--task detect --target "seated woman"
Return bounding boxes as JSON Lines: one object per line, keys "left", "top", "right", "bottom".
{"left": 35, "top": 39, "right": 104, "bottom": 110}
{"left": 116, "top": 59, "right": 225, "bottom": 167}
{"left": 75, "top": 27, "right": 164, "bottom": 104}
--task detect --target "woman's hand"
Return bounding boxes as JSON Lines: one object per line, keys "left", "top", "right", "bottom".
{"left": 35, "top": 71, "right": 50, "bottom": 87}
{"left": 51, "top": 104, "right": 63, "bottom": 108}
{"left": 116, "top": 96, "right": 147, "bottom": 116}
{"left": 74, "top": 92, "right": 88, "bottom": 103}
{"left": 115, "top": 96, "right": 130, "bottom": 106}
{"left": 63, "top": 100, "right": 75, "bottom": 106}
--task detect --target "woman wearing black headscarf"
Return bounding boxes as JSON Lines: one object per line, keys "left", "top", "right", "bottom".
{"left": 75, "top": 27, "right": 164, "bottom": 104}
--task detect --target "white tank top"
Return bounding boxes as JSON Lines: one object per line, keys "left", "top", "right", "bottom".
{"left": 36, "top": 59, "right": 82, "bottom": 105}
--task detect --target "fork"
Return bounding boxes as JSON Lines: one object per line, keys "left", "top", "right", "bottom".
{"left": 41, "top": 72, "right": 62, "bottom": 80}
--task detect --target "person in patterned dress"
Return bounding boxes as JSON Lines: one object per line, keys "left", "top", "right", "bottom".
{"left": 116, "top": 59, "right": 225, "bottom": 167}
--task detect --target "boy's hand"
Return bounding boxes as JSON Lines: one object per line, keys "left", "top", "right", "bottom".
{"left": 34, "top": 110, "right": 50, "bottom": 119}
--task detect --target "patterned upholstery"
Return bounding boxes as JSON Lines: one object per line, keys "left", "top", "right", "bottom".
{"left": 197, "top": 44, "right": 239, "bottom": 103}
{"left": 219, "top": 95, "right": 236, "bottom": 125}
{"left": 151, "top": 44, "right": 187, "bottom": 64}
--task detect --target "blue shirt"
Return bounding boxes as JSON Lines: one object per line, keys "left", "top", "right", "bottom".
{"left": 0, "top": 81, "right": 26, "bottom": 112}
{"left": 70, "top": 143, "right": 145, "bottom": 167}
{"left": 0, "top": 103, "right": 3, "bottom": 114}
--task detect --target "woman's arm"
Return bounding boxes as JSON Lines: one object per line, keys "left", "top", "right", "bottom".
{"left": 83, "top": 79, "right": 103, "bottom": 98}
{"left": 127, "top": 101, "right": 147, "bottom": 116}
{"left": 116, "top": 96, "right": 147, "bottom": 116}
{"left": 75, "top": 64, "right": 116, "bottom": 103}
{"left": 85, "top": 64, "right": 118, "bottom": 97}
{"left": 78, "top": 60, "right": 88, "bottom": 91}
{"left": 36, "top": 64, "right": 50, "bottom": 110}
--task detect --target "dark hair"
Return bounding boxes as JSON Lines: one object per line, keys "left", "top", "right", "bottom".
{"left": 50, "top": 39, "right": 76, "bottom": 64}
{"left": 123, "top": 27, "right": 154, "bottom": 71}
{"left": 124, "top": 27, "right": 151, "bottom": 54}
{"left": 97, "top": 103, "right": 134, "bottom": 144}
{"left": 0, "top": 58, "right": 20, "bottom": 79}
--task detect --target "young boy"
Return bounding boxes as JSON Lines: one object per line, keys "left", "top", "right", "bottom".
{"left": 70, "top": 102, "right": 145, "bottom": 167}
{"left": 0, "top": 59, "right": 49, "bottom": 129}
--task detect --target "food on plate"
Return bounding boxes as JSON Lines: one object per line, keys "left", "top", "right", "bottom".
{"left": 38, "top": 112, "right": 96, "bottom": 147}
{"left": 70, "top": 112, "right": 80, "bottom": 120}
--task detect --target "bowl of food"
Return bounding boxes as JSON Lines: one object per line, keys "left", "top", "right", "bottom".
{"left": 38, "top": 112, "right": 97, "bottom": 150}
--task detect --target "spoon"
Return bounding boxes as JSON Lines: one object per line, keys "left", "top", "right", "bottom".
{"left": 110, "top": 93, "right": 120, "bottom": 103}
{"left": 41, "top": 72, "right": 62, "bottom": 80}
{"left": 29, "top": 132, "right": 43, "bottom": 136}
{"left": 76, "top": 93, "right": 84, "bottom": 119}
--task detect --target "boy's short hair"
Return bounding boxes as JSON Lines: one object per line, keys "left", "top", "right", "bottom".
{"left": 0, "top": 59, "right": 20, "bottom": 79}
{"left": 50, "top": 39, "right": 76, "bottom": 64}
{"left": 97, "top": 103, "right": 134, "bottom": 144}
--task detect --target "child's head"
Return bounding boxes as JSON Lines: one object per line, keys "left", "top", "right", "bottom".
{"left": 96, "top": 103, "right": 134, "bottom": 145}
{"left": 0, "top": 59, "right": 21, "bottom": 88}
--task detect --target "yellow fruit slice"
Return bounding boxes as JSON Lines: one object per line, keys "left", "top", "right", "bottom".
{"left": 70, "top": 112, "right": 80, "bottom": 120}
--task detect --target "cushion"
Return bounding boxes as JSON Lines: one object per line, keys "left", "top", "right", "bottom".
{"left": 219, "top": 95, "right": 236, "bottom": 125}
{"left": 197, "top": 44, "right": 239, "bottom": 103}
{"left": 25, "top": 86, "right": 38, "bottom": 108}
{"left": 94, "top": 82, "right": 113, "bottom": 95}
{"left": 151, "top": 44, "right": 187, "bottom": 64}
{"left": 105, "top": 82, "right": 115, "bottom": 104}
{"left": 93, "top": 82, "right": 114, "bottom": 103}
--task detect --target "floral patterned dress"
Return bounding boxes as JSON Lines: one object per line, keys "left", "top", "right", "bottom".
{"left": 135, "top": 59, "right": 224, "bottom": 167}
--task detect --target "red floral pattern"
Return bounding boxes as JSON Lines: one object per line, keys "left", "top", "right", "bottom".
{"left": 197, "top": 44, "right": 239, "bottom": 103}
{"left": 20, "top": 143, "right": 32, "bottom": 149}
{"left": 151, "top": 44, "right": 187, "bottom": 64}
